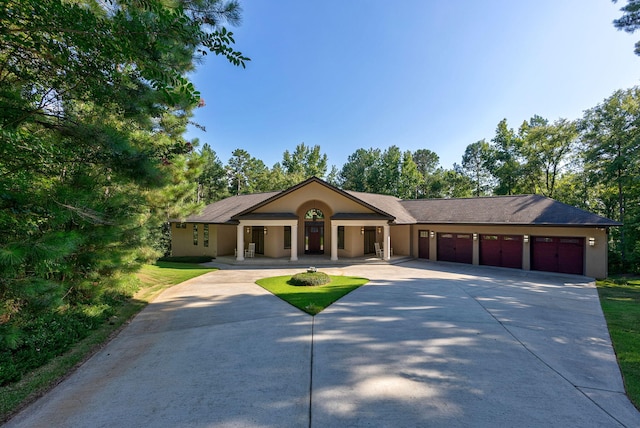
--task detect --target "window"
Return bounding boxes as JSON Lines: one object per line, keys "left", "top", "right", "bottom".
{"left": 305, "top": 209, "right": 324, "bottom": 220}
{"left": 203, "top": 224, "right": 209, "bottom": 247}
{"left": 176, "top": 222, "right": 187, "bottom": 229}
{"left": 284, "top": 226, "right": 291, "bottom": 249}
{"left": 193, "top": 224, "right": 198, "bottom": 246}
{"left": 560, "top": 238, "right": 581, "bottom": 244}
{"left": 338, "top": 226, "right": 345, "bottom": 249}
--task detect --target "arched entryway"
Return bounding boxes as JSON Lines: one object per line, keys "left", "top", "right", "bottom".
{"left": 305, "top": 208, "right": 324, "bottom": 254}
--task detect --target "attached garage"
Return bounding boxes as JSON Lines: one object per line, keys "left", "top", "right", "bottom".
{"left": 480, "top": 234, "right": 523, "bottom": 269}
{"left": 531, "top": 236, "right": 584, "bottom": 275}
{"left": 437, "top": 233, "right": 472, "bottom": 264}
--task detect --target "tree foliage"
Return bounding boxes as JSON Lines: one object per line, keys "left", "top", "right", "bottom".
{"left": 338, "top": 148, "right": 381, "bottom": 193}
{"left": 580, "top": 88, "right": 640, "bottom": 270}
{"left": 613, "top": 0, "right": 640, "bottom": 55}
{"left": 196, "top": 143, "right": 228, "bottom": 203}
{"left": 282, "top": 143, "right": 328, "bottom": 181}
{"left": 0, "top": 0, "right": 247, "bottom": 351}
{"left": 487, "top": 119, "right": 525, "bottom": 195}
{"left": 520, "top": 117, "right": 577, "bottom": 198}
{"left": 461, "top": 140, "right": 493, "bottom": 197}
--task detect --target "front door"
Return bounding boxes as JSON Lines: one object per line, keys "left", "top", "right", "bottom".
{"left": 364, "top": 228, "right": 376, "bottom": 254}
{"left": 305, "top": 222, "right": 324, "bottom": 254}
{"left": 251, "top": 227, "right": 264, "bottom": 254}
{"left": 418, "top": 230, "right": 430, "bottom": 259}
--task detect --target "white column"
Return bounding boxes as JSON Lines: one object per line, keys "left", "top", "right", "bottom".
{"left": 383, "top": 224, "right": 391, "bottom": 261}
{"left": 331, "top": 223, "right": 338, "bottom": 261}
{"left": 290, "top": 224, "right": 298, "bottom": 261}
{"left": 236, "top": 224, "right": 244, "bottom": 261}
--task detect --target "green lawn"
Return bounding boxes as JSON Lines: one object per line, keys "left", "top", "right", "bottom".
{"left": 0, "top": 261, "right": 216, "bottom": 422}
{"left": 135, "top": 262, "right": 217, "bottom": 301}
{"left": 256, "top": 274, "right": 368, "bottom": 315}
{"left": 597, "top": 277, "right": 640, "bottom": 410}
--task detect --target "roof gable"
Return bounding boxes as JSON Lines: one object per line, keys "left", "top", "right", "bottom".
{"left": 231, "top": 177, "right": 395, "bottom": 220}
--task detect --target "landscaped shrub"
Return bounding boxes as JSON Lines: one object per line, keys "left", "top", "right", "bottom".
{"left": 289, "top": 271, "right": 331, "bottom": 287}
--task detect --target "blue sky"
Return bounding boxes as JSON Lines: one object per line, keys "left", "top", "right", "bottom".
{"left": 186, "top": 0, "right": 640, "bottom": 171}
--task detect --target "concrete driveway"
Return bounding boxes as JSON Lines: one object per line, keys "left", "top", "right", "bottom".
{"left": 5, "top": 261, "right": 640, "bottom": 427}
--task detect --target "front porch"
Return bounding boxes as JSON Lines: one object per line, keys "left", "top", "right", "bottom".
{"left": 234, "top": 219, "right": 393, "bottom": 262}
{"left": 209, "top": 253, "right": 412, "bottom": 267}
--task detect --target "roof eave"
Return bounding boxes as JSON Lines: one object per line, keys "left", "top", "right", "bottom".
{"left": 413, "top": 221, "right": 621, "bottom": 227}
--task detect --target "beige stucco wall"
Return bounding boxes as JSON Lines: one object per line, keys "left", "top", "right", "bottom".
{"left": 255, "top": 181, "right": 373, "bottom": 215}
{"left": 263, "top": 225, "right": 290, "bottom": 258}
{"left": 170, "top": 223, "right": 216, "bottom": 258}
{"left": 217, "top": 225, "right": 236, "bottom": 256}
{"left": 171, "top": 221, "right": 609, "bottom": 278}
{"left": 339, "top": 226, "right": 365, "bottom": 257}
{"left": 409, "top": 224, "right": 610, "bottom": 279}
{"left": 170, "top": 223, "right": 239, "bottom": 258}
{"left": 390, "top": 225, "right": 411, "bottom": 256}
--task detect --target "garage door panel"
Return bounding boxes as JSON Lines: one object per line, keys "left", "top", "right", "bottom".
{"left": 532, "top": 237, "right": 584, "bottom": 275}
{"left": 558, "top": 238, "right": 584, "bottom": 275}
{"left": 501, "top": 236, "right": 523, "bottom": 269}
{"left": 455, "top": 234, "right": 473, "bottom": 264}
{"left": 437, "top": 233, "right": 456, "bottom": 262}
{"left": 480, "top": 235, "right": 522, "bottom": 269}
{"left": 532, "top": 237, "right": 557, "bottom": 272}
{"left": 480, "top": 235, "right": 501, "bottom": 267}
{"left": 437, "top": 233, "right": 472, "bottom": 264}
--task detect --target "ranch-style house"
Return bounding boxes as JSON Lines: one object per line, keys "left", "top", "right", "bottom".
{"left": 170, "top": 177, "right": 620, "bottom": 278}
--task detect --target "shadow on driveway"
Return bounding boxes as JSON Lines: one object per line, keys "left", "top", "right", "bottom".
{"left": 5, "top": 262, "right": 640, "bottom": 427}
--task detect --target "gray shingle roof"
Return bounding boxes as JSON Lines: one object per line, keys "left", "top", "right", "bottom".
{"left": 400, "top": 194, "right": 621, "bottom": 226}
{"left": 344, "top": 191, "right": 416, "bottom": 224}
{"left": 182, "top": 191, "right": 280, "bottom": 224}
{"left": 177, "top": 179, "right": 620, "bottom": 227}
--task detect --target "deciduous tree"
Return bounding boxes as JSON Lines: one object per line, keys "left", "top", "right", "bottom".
{"left": 461, "top": 140, "right": 493, "bottom": 196}
{"left": 488, "top": 119, "right": 525, "bottom": 195}
{"left": 282, "top": 143, "right": 328, "bottom": 180}
{"left": 581, "top": 87, "right": 640, "bottom": 269}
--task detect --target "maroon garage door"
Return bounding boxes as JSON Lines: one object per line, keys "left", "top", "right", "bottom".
{"left": 480, "top": 235, "right": 523, "bottom": 269}
{"left": 437, "top": 233, "right": 473, "bottom": 264}
{"left": 531, "top": 237, "right": 584, "bottom": 275}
